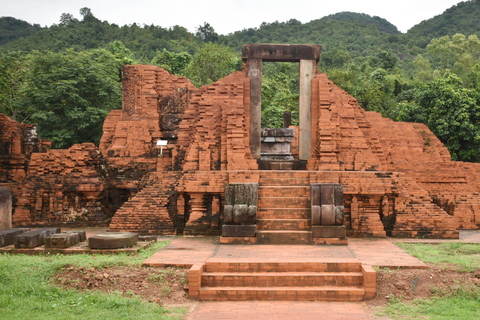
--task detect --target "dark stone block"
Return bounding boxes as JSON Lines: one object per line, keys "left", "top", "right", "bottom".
{"left": 234, "top": 184, "right": 248, "bottom": 204}
{"left": 45, "top": 233, "right": 79, "bottom": 248}
{"left": 334, "top": 185, "right": 344, "bottom": 206}
{"left": 335, "top": 206, "right": 345, "bottom": 225}
{"left": 225, "top": 185, "right": 235, "bottom": 205}
{"left": 63, "top": 230, "right": 87, "bottom": 242}
{"left": 0, "top": 228, "right": 29, "bottom": 247}
{"left": 233, "top": 204, "right": 249, "bottom": 224}
{"left": 283, "top": 111, "right": 292, "bottom": 128}
{"left": 248, "top": 184, "right": 258, "bottom": 206}
{"left": 224, "top": 205, "right": 233, "bottom": 224}
{"left": 312, "top": 225, "right": 346, "bottom": 238}
{"left": 222, "top": 225, "right": 257, "bottom": 237}
{"left": 321, "top": 205, "right": 335, "bottom": 226}
{"left": 14, "top": 228, "right": 61, "bottom": 248}
{"left": 311, "top": 185, "right": 320, "bottom": 206}
{"left": 320, "top": 185, "right": 334, "bottom": 205}
{"left": 312, "top": 205, "right": 321, "bottom": 225}
{"left": 261, "top": 128, "right": 294, "bottom": 138}
{"left": 88, "top": 232, "right": 138, "bottom": 249}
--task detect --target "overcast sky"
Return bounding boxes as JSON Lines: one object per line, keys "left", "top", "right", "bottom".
{"left": 1, "top": 0, "right": 466, "bottom": 35}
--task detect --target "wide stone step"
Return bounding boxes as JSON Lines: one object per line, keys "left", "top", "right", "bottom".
{"left": 257, "top": 219, "right": 311, "bottom": 230}
{"left": 259, "top": 171, "right": 310, "bottom": 179}
{"left": 259, "top": 178, "right": 310, "bottom": 186}
{"left": 199, "top": 286, "right": 366, "bottom": 301}
{"left": 202, "top": 272, "right": 364, "bottom": 287}
{"left": 257, "top": 208, "right": 310, "bottom": 219}
{"left": 256, "top": 230, "right": 312, "bottom": 244}
{"left": 204, "top": 261, "right": 363, "bottom": 273}
{"left": 258, "top": 197, "right": 310, "bottom": 208}
{"left": 258, "top": 186, "right": 310, "bottom": 198}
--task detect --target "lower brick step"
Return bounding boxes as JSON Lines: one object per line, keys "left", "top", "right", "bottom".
{"left": 256, "top": 230, "right": 312, "bottom": 244}
{"left": 201, "top": 271, "right": 364, "bottom": 287}
{"left": 204, "top": 261, "right": 363, "bottom": 273}
{"left": 199, "top": 286, "right": 366, "bottom": 301}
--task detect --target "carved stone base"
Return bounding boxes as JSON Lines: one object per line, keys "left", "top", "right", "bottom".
{"left": 312, "top": 225, "right": 346, "bottom": 239}
{"left": 222, "top": 225, "right": 257, "bottom": 237}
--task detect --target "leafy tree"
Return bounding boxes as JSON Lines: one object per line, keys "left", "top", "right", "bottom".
{"left": 59, "top": 13, "right": 77, "bottom": 25}
{"left": 0, "top": 51, "right": 31, "bottom": 121}
{"left": 183, "top": 43, "right": 240, "bottom": 87}
{"left": 195, "top": 22, "right": 218, "bottom": 43}
{"left": 24, "top": 49, "right": 122, "bottom": 148}
{"left": 398, "top": 70, "right": 480, "bottom": 162}
{"left": 151, "top": 49, "right": 192, "bottom": 75}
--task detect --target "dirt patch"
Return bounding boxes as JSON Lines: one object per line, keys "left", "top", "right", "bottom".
{"left": 368, "top": 263, "right": 480, "bottom": 307}
{"left": 51, "top": 265, "right": 190, "bottom": 307}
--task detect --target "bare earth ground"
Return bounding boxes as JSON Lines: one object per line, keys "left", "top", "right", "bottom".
{"left": 51, "top": 263, "right": 480, "bottom": 310}
{"left": 51, "top": 265, "right": 190, "bottom": 307}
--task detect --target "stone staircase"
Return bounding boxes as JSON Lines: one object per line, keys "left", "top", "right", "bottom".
{"left": 190, "top": 260, "right": 376, "bottom": 301}
{"left": 256, "top": 171, "right": 313, "bottom": 244}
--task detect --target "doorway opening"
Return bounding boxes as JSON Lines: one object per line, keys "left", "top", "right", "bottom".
{"left": 261, "top": 62, "right": 300, "bottom": 129}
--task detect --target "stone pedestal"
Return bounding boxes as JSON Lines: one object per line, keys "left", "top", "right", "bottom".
{"left": 311, "top": 183, "right": 347, "bottom": 244}
{"left": 222, "top": 183, "right": 258, "bottom": 240}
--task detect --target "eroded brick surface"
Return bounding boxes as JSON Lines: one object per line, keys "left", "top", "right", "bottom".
{"left": 2, "top": 63, "right": 480, "bottom": 237}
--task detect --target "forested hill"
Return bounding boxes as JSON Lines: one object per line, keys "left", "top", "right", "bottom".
{"left": 2, "top": 2, "right": 480, "bottom": 162}
{"left": 220, "top": 12, "right": 404, "bottom": 58}
{"left": 2, "top": 1, "right": 480, "bottom": 59}
{"left": 406, "top": 0, "right": 480, "bottom": 47}
{"left": 0, "top": 17, "right": 41, "bottom": 46}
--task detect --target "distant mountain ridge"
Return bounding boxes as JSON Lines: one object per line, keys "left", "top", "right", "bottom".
{"left": 1, "top": 0, "right": 479, "bottom": 58}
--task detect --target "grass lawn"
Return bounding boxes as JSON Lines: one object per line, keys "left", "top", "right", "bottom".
{"left": 0, "top": 241, "right": 186, "bottom": 320}
{"left": 377, "top": 242, "right": 480, "bottom": 319}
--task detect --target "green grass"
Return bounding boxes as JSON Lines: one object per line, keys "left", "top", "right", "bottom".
{"left": 0, "top": 241, "right": 186, "bottom": 320}
{"left": 396, "top": 242, "right": 480, "bottom": 272}
{"left": 377, "top": 242, "right": 480, "bottom": 320}
{"left": 378, "top": 287, "right": 480, "bottom": 320}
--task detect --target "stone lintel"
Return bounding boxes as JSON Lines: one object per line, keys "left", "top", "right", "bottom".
{"left": 242, "top": 44, "right": 322, "bottom": 62}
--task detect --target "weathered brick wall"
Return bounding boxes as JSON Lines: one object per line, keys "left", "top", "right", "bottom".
{"left": 307, "top": 74, "right": 477, "bottom": 236}
{"left": 0, "top": 114, "right": 50, "bottom": 183}
{"left": 12, "top": 143, "right": 107, "bottom": 226}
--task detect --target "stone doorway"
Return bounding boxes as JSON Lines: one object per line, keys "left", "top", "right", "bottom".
{"left": 242, "top": 44, "right": 321, "bottom": 166}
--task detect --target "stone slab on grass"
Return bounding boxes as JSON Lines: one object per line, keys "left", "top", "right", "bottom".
{"left": 0, "top": 228, "right": 29, "bottom": 247}
{"left": 14, "top": 227, "right": 61, "bottom": 248}
{"left": 88, "top": 232, "right": 138, "bottom": 249}
{"left": 63, "top": 230, "right": 87, "bottom": 242}
{"left": 45, "top": 233, "right": 80, "bottom": 248}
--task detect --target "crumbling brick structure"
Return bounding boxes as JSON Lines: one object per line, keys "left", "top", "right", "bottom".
{"left": 3, "top": 44, "right": 480, "bottom": 238}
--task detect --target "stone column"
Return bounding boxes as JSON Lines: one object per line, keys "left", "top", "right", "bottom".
{"left": 299, "top": 59, "right": 316, "bottom": 160}
{"left": 0, "top": 187, "right": 12, "bottom": 230}
{"left": 246, "top": 59, "right": 262, "bottom": 159}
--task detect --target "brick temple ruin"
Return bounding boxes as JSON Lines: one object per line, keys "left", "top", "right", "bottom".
{"left": 2, "top": 44, "right": 480, "bottom": 241}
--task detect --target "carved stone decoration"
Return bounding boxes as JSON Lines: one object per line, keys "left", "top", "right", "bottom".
{"left": 311, "top": 183, "right": 346, "bottom": 240}
{"left": 222, "top": 183, "right": 258, "bottom": 237}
